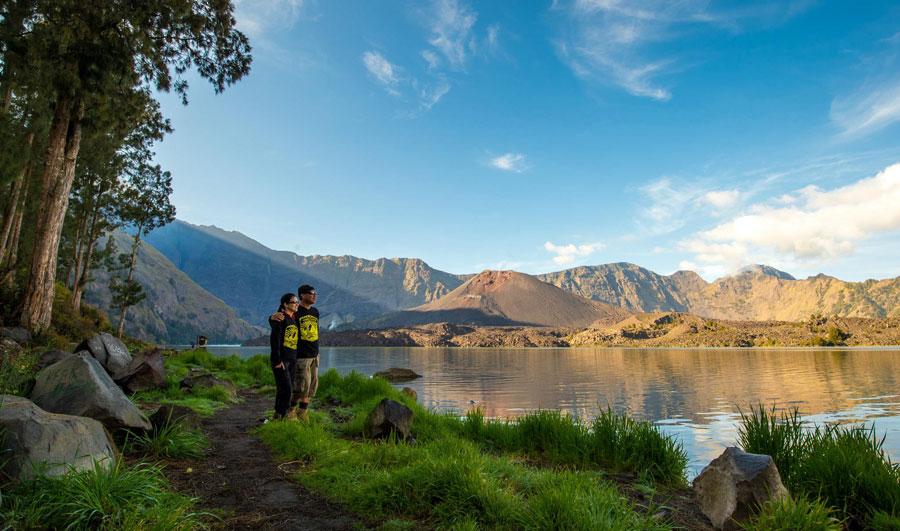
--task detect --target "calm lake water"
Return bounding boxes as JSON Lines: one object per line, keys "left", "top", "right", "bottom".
{"left": 201, "top": 345, "right": 900, "bottom": 477}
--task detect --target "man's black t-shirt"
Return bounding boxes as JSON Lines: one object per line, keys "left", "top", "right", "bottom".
{"left": 296, "top": 306, "right": 319, "bottom": 358}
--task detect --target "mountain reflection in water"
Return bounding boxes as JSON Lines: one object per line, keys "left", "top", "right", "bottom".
{"left": 209, "top": 345, "right": 900, "bottom": 477}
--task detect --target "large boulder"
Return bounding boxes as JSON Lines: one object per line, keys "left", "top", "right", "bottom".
{"left": 33, "top": 350, "right": 73, "bottom": 373}
{"left": 0, "top": 395, "right": 117, "bottom": 479}
{"left": 0, "top": 327, "right": 31, "bottom": 345}
{"left": 114, "top": 350, "right": 167, "bottom": 394}
{"left": 179, "top": 374, "right": 237, "bottom": 397}
{"left": 365, "top": 398, "right": 414, "bottom": 439}
{"left": 149, "top": 404, "right": 201, "bottom": 432}
{"left": 75, "top": 333, "right": 132, "bottom": 375}
{"left": 29, "top": 353, "right": 151, "bottom": 431}
{"left": 693, "top": 447, "right": 789, "bottom": 530}
{"left": 373, "top": 368, "right": 421, "bottom": 383}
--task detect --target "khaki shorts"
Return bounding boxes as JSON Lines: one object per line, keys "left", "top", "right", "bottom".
{"left": 292, "top": 356, "right": 319, "bottom": 401}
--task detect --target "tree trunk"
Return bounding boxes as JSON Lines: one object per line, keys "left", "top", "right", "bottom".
{"left": 73, "top": 202, "right": 103, "bottom": 311}
{"left": 116, "top": 227, "right": 143, "bottom": 338}
{"left": 68, "top": 211, "right": 89, "bottom": 290}
{"left": 0, "top": 131, "right": 34, "bottom": 264}
{"left": 21, "top": 94, "right": 82, "bottom": 331}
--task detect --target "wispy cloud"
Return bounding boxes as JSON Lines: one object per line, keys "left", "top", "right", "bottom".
{"left": 234, "top": 0, "right": 309, "bottom": 39}
{"left": 553, "top": 0, "right": 811, "bottom": 100}
{"left": 700, "top": 189, "right": 740, "bottom": 208}
{"left": 544, "top": 241, "right": 605, "bottom": 265}
{"left": 489, "top": 153, "right": 528, "bottom": 173}
{"left": 637, "top": 177, "right": 704, "bottom": 233}
{"left": 426, "top": 0, "right": 478, "bottom": 69}
{"left": 681, "top": 162, "right": 900, "bottom": 271}
{"left": 362, "top": 51, "right": 402, "bottom": 95}
{"left": 831, "top": 79, "right": 900, "bottom": 139}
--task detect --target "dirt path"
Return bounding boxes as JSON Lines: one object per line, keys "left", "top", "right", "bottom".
{"left": 162, "top": 390, "right": 366, "bottom": 530}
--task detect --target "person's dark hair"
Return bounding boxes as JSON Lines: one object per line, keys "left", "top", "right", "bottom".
{"left": 278, "top": 292, "right": 296, "bottom": 312}
{"left": 298, "top": 284, "right": 315, "bottom": 295}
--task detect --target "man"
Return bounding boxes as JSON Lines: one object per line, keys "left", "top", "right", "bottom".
{"left": 271, "top": 284, "right": 319, "bottom": 420}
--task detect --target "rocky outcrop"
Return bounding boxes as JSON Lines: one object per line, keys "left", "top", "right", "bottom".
{"left": 113, "top": 350, "right": 167, "bottom": 393}
{"left": 75, "top": 333, "right": 133, "bottom": 375}
{"left": 692, "top": 447, "right": 789, "bottom": 529}
{"left": 373, "top": 368, "right": 421, "bottom": 383}
{"left": 29, "top": 353, "right": 151, "bottom": 431}
{"left": 0, "top": 395, "right": 117, "bottom": 478}
{"left": 0, "top": 327, "right": 31, "bottom": 345}
{"left": 365, "top": 398, "right": 414, "bottom": 439}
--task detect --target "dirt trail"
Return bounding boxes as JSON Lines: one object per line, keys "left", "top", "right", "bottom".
{"left": 163, "top": 390, "right": 366, "bottom": 530}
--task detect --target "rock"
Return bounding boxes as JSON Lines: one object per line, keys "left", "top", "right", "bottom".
{"left": 74, "top": 333, "right": 133, "bottom": 375}
{"left": 373, "top": 368, "right": 422, "bottom": 383}
{"left": 179, "top": 374, "right": 237, "bottom": 397}
{"left": 365, "top": 398, "right": 414, "bottom": 439}
{"left": 29, "top": 352, "right": 151, "bottom": 431}
{"left": 0, "top": 338, "right": 21, "bottom": 358}
{"left": 693, "top": 447, "right": 789, "bottom": 530}
{"left": 114, "top": 350, "right": 167, "bottom": 394}
{"left": 99, "top": 333, "right": 132, "bottom": 374}
{"left": 149, "top": 404, "right": 201, "bottom": 432}
{"left": 0, "top": 327, "right": 31, "bottom": 345}
{"left": 401, "top": 387, "right": 418, "bottom": 401}
{"left": 0, "top": 395, "right": 117, "bottom": 478}
{"left": 33, "top": 350, "right": 73, "bottom": 373}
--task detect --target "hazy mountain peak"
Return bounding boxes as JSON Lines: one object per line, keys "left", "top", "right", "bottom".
{"left": 737, "top": 264, "right": 796, "bottom": 280}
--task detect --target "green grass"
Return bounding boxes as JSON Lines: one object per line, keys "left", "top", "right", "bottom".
{"left": 0, "top": 460, "right": 211, "bottom": 530}
{"left": 123, "top": 420, "right": 209, "bottom": 459}
{"left": 738, "top": 405, "right": 900, "bottom": 529}
{"left": 739, "top": 495, "right": 842, "bottom": 531}
{"left": 0, "top": 346, "right": 36, "bottom": 396}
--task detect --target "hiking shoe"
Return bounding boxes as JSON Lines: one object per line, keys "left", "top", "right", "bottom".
{"left": 298, "top": 409, "right": 309, "bottom": 422}
{"left": 272, "top": 413, "right": 284, "bottom": 421}
{"left": 285, "top": 408, "right": 298, "bottom": 421}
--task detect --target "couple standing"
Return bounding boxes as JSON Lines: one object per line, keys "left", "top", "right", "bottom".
{"left": 269, "top": 284, "right": 319, "bottom": 421}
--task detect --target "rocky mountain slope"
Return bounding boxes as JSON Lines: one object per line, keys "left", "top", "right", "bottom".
{"left": 83, "top": 231, "right": 264, "bottom": 344}
{"left": 370, "top": 270, "right": 632, "bottom": 328}
{"left": 143, "top": 220, "right": 465, "bottom": 328}
{"left": 539, "top": 263, "right": 900, "bottom": 321}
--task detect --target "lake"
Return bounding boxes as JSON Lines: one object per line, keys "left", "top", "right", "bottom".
{"left": 201, "top": 345, "right": 900, "bottom": 477}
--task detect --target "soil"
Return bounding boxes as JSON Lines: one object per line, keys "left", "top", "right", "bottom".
{"left": 160, "top": 389, "right": 367, "bottom": 530}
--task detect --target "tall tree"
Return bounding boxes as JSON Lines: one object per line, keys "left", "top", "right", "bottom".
{"left": 6, "top": 0, "right": 251, "bottom": 332}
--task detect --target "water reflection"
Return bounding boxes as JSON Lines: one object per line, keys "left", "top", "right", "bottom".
{"left": 208, "top": 346, "right": 900, "bottom": 477}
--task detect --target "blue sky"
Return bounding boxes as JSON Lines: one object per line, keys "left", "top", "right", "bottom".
{"left": 153, "top": 0, "right": 900, "bottom": 281}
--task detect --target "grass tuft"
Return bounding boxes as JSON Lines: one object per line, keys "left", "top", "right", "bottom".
{"left": 123, "top": 421, "right": 209, "bottom": 459}
{"left": 739, "top": 495, "right": 842, "bottom": 531}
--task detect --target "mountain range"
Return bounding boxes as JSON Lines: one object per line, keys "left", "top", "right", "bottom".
{"left": 81, "top": 219, "right": 900, "bottom": 343}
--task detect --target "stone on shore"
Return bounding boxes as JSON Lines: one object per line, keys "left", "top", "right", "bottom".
{"left": 692, "top": 446, "right": 789, "bottom": 530}
{"left": 180, "top": 374, "right": 237, "bottom": 397}
{"left": 149, "top": 404, "right": 201, "bottom": 432}
{"left": 365, "top": 398, "right": 414, "bottom": 439}
{"left": 0, "top": 395, "right": 117, "bottom": 478}
{"left": 0, "top": 327, "right": 31, "bottom": 345}
{"left": 401, "top": 387, "right": 418, "bottom": 401}
{"left": 114, "top": 350, "right": 167, "bottom": 394}
{"left": 75, "top": 333, "right": 133, "bottom": 375}
{"left": 29, "top": 352, "right": 151, "bottom": 431}
{"left": 373, "top": 368, "right": 421, "bottom": 383}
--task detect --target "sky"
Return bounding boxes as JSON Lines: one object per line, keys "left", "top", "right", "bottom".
{"left": 152, "top": 0, "right": 900, "bottom": 281}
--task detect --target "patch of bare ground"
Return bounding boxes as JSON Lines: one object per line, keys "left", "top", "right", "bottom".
{"left": 159, "top": 389, "right": 367, "bottom": 530}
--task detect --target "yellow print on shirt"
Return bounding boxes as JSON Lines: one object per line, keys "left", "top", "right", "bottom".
{"left": 299, "top": 315, "right": 318, "bottom": 342}
{"left": 283, "top": 325, "right": 298, "bottom": 349}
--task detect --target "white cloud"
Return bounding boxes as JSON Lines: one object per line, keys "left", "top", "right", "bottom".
{"left": 831, "top": 79, "right": 900, "bottom": 139}
{"left": 544, "top": 241, "right": 605, "bottom": 265}
{"left": 554, "top": 0, "right": 810, "bottom": 100}
{"left": 426, "top": 0, "right": 478, "bottom": 69}
{"left": 362, "top": 51, "right": 401, "bottom": 95}
{"left": 683, "top": 162, "right": 900, "bottom": 269}
{"left": 419, "top": 81, "right": 451, "bottom": 110}
{"left": 234, "top": 0, "right": 307, "bottom": 38}
{"left": 421, "top": 50, "right": 440, "bottom": 69}
{"left": 489, "top": 153, "right": 527, "bottom": 173}
{"left": 700, "top": 189, "right": 740, "bottom": 208}
{"left": 637, "top": 177, "right": 699, "bottom": 233}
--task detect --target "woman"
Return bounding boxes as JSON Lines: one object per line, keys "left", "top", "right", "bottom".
{"left": 270, "top": 293, "right": 300, "bottom": 420}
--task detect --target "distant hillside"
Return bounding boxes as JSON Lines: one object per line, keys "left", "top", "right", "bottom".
{"left": 83, "top": 230, "right": 264, "bottom": 344}
{"left": 143, "top": 220, "right": 465, "bottom": 328}
{"left": 371, "top": 270, "right": 632, "bottom": 328}
{"left": 539, "top": 263, "right": 900, "bottom": 321}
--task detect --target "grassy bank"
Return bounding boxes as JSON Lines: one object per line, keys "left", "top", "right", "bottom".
{"left": 255, "top": 368, "right": 688, "bottom": 529}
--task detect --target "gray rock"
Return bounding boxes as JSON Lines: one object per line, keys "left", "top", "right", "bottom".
{"left": 0, "top": 395, "right": 117, "bottom": 478}
{"left": 99, "top": 333, "right": 132, "bottom": 374}
{"left": 365, "top": 398, "right": 414, "bottom": 439}
{"left": 0, "top": 327, "right": 31, "bottom": 345}
{"left": 373, "top": 368, "right": 422, "bottom": 383}
{"left": 401, "top": 387, "right": 418, "bottom": 401}
{"left": 0, "top": 338, "right": 21, "bottom": 358}
{"left": 33, "top": 350, "right": 73, "bottom": 373}
{"left": 179, "top": 374, "right": 237, "bottom": 397}
{"left": 692, "top": 447, "right": 789, "bottom": 530}
{"left": 75, "top": 336, "right": 107, "bottom": 366}
{"left": 149, "top": 404, "right": 201, "bottom": 432}
{"left": 114, "top": 350, "right": 166, "bottom": 394}
{"left": 29, "top": 353, "right": 151, "bottom": 431}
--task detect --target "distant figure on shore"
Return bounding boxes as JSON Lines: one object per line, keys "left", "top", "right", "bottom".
{"left": 271, "top": 284, "right": 319, "bottom": 421}
{"left": 270, "top": 293, "right": 300, "bottom": 420}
